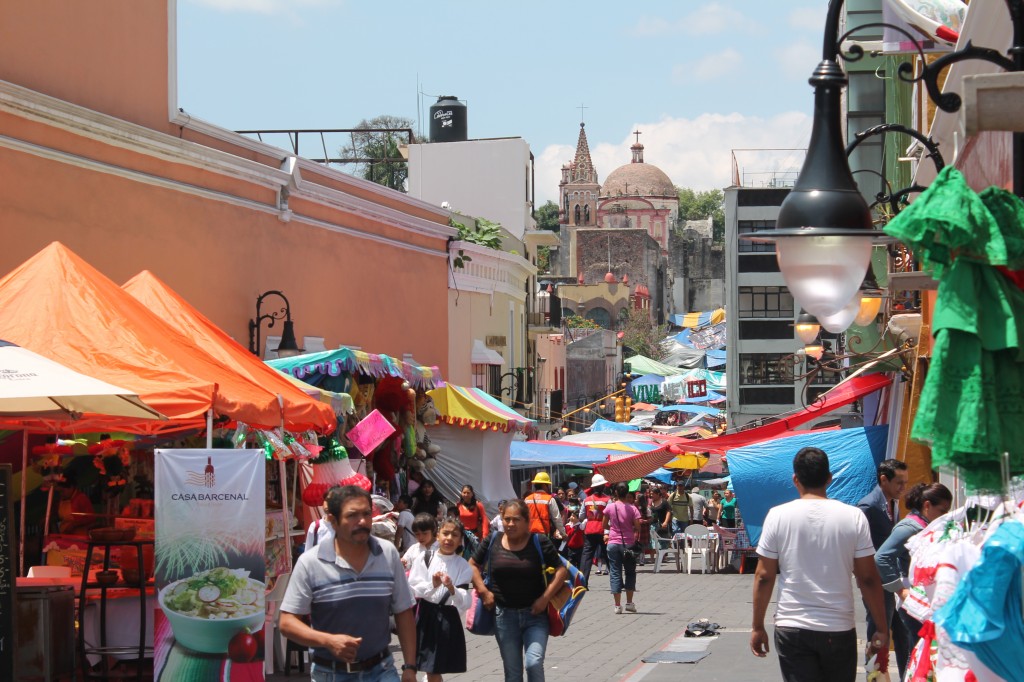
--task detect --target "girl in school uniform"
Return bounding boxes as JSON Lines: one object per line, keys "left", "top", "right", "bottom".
{"left": 408, "top": 517, "right": 474, "bottom": 680}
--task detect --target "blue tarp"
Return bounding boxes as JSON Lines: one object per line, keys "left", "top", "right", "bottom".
{"left": 510, "top": 442, "right": 622, "bottom": 466}
{"left": 656, "top": 405, "right": 723, "bottom": 416}
{"left": 588, "top": 418, "right": 640, "bottom": 432}
{"left": 705, "top": 349, "right": 727, "bottom": 368}
{"left": 728, "top": 426, "right": 889, "bottom": 545}
{"left": 679, "top": 390, "right": 725, "bottom": 403}
{"left": 630, "top": 373, "right": 665, "bottom": 387}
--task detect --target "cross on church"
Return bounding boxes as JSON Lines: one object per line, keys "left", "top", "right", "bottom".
{"left": 578, "top": 103, "right": 588, "bottom": 123}
{"left": 634, "top": 130, "right": 642, "bottom": 144}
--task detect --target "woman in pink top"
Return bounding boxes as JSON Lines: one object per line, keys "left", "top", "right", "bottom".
{"left": 603, "top": 482, "right": 642, "bottom": 614}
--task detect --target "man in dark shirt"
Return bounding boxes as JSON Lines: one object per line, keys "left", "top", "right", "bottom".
{"left": 857, "top": 459, "right": 910, "bottom": 679}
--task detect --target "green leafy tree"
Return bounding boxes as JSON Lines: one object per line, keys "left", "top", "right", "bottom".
{"left": 621, "top": 308, "right": 668, "bottom": 360}
{"left": 339, "top": 115, "right": 420, "bottom": 191}
{"left": 676, "top": 187, "right": 725, "bottom": 242}
{"left": 536, "top": 245, "right": 551, "bottom": 274}
{"left": 535, "top": 200, "right": 560, "bottom": 232}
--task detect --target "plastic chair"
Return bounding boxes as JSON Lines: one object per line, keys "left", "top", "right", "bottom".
{"left": 649, "top": 525, "right": 679, "bottom": 573}
{"left": 683, "top": 524, "right": 711, "bottom": 574}
{"left": 263, "top": 572, "right": 290, "bottom": 675}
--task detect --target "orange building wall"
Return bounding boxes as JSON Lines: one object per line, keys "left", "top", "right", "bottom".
{"left": 0, "top": 0, "right": 171, "bottom": 131}
{"left": 0, "top": 145, "right": 451, "bottom": 371}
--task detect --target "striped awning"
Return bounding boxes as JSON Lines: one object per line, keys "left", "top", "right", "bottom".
{"left": 592, "top": 447, "right": 676, "bottom": 484}
{"left": 427, "top": 384, "right": 533, "bottom": 432}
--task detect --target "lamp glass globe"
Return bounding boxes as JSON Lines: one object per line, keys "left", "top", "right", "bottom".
{"left": 775, "top": 235, "right": 873, "bottom": 318}
{"left": 854, "top": 295, "right": 883, "bottom": 326}
{"left": 819, "top": 297, "right": 861, "bottom": 333}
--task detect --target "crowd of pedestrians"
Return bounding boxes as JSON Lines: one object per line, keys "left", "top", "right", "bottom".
{"left": 280, "top": 454, "right": 949, "bottom": 682}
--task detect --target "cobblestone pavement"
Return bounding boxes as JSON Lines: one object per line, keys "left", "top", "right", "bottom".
{"left": 269, "top": 561, "right": 874, "bottom": 682}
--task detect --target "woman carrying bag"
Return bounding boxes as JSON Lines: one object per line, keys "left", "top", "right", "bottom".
{"left": 469, "top": 499, "right": 568, "bottom": 682}
{"left": 456, "top": 484, "right": 489, "bottom": 558}
{"left": 603, "top": 482, "right": 641, "bottom": 615}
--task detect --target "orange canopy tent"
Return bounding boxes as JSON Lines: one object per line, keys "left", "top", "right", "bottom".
{"left": 0, "top": 242, "right": 293, "bottom": 433}
{"left": 123, "top": 270, "right": 335, "bottom": 434}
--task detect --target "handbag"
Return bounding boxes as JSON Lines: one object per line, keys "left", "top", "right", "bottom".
{"left": 466, "top": 533, "right": 497, "bottom": 636}
{"left": 532, "top": 535, "right": 588, "bottom": 637}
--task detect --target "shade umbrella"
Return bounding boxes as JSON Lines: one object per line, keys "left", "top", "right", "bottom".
{"left": 0, "top": 340, "right": 165, "bottom": 425}
{"left": 0, "top": 339, "right": 165, "bottom": 575}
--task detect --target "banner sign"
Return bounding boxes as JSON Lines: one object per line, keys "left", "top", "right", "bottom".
{"left": 155, "top": 450, "right": 265, "bottom": 681}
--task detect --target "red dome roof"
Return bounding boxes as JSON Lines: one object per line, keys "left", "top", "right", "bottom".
{"left": 604, "top": 271, "right": 617, "bottom": 284}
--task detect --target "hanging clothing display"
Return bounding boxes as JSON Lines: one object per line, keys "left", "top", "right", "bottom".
{"left": 884, "top": 167, "right": 1024, "bottom": 490}
{"left": 900, "top": 502, "right": 1023, "bottom": 681}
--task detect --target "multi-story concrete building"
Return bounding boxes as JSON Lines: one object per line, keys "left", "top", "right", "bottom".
{"left": 724, "top": 183, "right": 853, "bottom": 430}
{"left": 407, "top": 136, "right": 561, "bottom": 417}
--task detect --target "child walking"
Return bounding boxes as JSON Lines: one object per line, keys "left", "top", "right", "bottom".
{"left": 407, "top": 517, "right": 473, "bottom": 680}
{"left": 402, "top": 512, "right": 440, "bottom": 569}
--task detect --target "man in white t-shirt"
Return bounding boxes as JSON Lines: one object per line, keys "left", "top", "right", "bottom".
{"left": 750, "top": 447, "right": 889, "bottom": 681}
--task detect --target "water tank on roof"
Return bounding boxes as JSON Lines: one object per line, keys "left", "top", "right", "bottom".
{"left": 430, "top": 96, "right": 467, "bottom": 143}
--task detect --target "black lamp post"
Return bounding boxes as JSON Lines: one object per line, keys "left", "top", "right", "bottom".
{"left": 743, "top": 0, "right": 1024, "bottom": 321}
{"left": 248, "top": 290, "right": 302, "bottom": 358}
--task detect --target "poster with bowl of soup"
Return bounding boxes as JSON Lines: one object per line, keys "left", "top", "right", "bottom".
{"left": 155, "top": 450, "right": 266, "bottom": 680}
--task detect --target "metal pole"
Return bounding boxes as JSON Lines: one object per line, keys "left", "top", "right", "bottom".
{"left": 19, "top": 430, "right": 27, "bottom": 576}
{"left": 277, "top": 395, "right": 293, "bottom": 573}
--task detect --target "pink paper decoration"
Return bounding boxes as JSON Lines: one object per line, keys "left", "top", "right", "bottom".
{"left": 347, "top": 409, "right": 396, "bottom": 455}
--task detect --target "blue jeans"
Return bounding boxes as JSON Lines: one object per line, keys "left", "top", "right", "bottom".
{"left": 310, "top": 654, "right": 398, "bottom": 682}
{"left": 606, "top": 543, "right": 636, "bottom": 595}
{"left": 672, "top": 518, "right": 688, "bottom": 534}
{"left": 494, "top": 605, "right": 549, "bottom": 682}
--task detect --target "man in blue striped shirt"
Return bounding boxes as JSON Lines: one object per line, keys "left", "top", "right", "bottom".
{"left": 281, "top": 485, "right": 417, "bottom": 681}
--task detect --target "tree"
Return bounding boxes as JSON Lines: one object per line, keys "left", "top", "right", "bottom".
{"left": 676, "top": 188, "right": 725, "bottom": 242}
{"left": 535, "top": 200, "right": 560, "bottom": 232}
{"left": 621, "top": 307, "right": 668, "bottom": 360}
{"left": 339, "top": 115, "right": 420, "bottom": 191}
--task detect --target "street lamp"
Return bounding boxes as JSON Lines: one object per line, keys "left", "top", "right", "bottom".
{"left": 740, "top": 0, "right": 880, "bottom": 319}
{"left": 248, "top": 290, "right": 302, "bottom": 358}
{"left": 744, "top": 0, "right": 1024, "bottom": 320}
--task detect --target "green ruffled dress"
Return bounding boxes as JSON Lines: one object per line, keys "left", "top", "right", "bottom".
{"left": 884, "top": 167, "right": 1024, "bottom": 490}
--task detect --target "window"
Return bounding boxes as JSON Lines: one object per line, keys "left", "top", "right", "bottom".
{"left": 737, "top": 255, "right": 780, "bottom": 273}
{"left": 740, "top": 386, "right": 795, "bottom": 405}
{"left": 739, "top": 320, "right": 793, "bottom": 339}
{"left": 738, "top": 221, "right": 776, "bottom": 253}
{"left": 584, "top": 204, "right": 591, "bottom": 225}
{"left": 738, "top": 286, "right": 794, "bottom": 319}
{"left": 739, "top": 353, "right": 795, "bottom": 385}
{"left": 574, "top": 205, "right": 581, "bottom": 224}
{"left": 487, "top": 365, "right": 502, "bottom": 397}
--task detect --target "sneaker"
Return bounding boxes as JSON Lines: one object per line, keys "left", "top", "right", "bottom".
{"left": 624, "top": 602, "right": 637, "bottom": 613}
{"left": 614, "top": 605, "right": 623, "bottom": 614}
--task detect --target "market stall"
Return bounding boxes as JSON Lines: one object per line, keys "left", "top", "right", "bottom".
{"left": 424, "top": 384, "right": 531, "bottom": 512}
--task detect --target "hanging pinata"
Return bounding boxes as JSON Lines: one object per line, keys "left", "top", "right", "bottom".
{"left": 301, "top": 438, "right": 372, "bottom": 506}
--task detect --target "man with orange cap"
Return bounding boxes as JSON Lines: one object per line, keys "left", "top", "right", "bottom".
{"left": 524, "top": 471, "right": 565, "bottom": 541}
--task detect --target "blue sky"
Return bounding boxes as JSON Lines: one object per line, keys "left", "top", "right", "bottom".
{"left": 177, "top": 1, "right": 826, "bottom": 204}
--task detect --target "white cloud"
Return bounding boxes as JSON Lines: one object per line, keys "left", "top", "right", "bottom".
{"left": 187, "top": 0, "right": 338, "bottom": 15}
{"left": 787, "top": 6, "right": 827, "bottom": 33}
{"left": 630, "top": 3, "right": 753, "bottom": 36}
{"left": 672, "top": 48, "right": 743, "bottom": 84}
{"left": 776, "top": 40, "right": 820, "bottom": 81}
{"left": 534, "top": 111, "right": 813, "bottom": 205}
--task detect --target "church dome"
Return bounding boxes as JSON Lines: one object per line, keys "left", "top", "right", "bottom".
{"left": 601, "top": 161, "right": 676, "bottom": 198}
